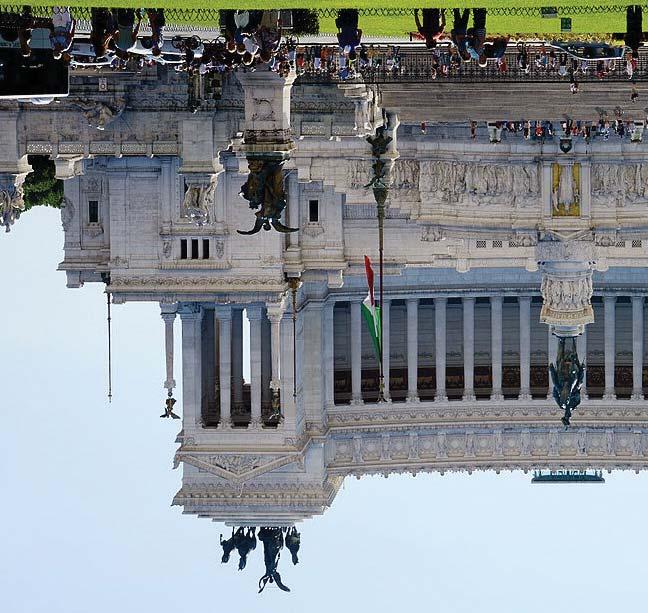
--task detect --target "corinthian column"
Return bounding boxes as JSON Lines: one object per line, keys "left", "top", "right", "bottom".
{"left": 435, "top": 297, "right": 447, "bottom": 401}
{"left": 247, "top": 305, "right": 263, "bottom": 428}
{"left": 351, "top": 299, "right": 363, "bottom": 405}
{"left": 407, "top": 298, "right": 419, "bottom": 402}
{"left": 518, "top": 297, "right": 532, "bottom": 400}
{"left": 463, "top": 297, "right": 475, "bottom": 401}
{"left": 267, "top": 302, "right": 285, "bottom": 411}
{"left": 214, "top": 305, "right": 232, "bottom": 428}
{"left": 381, "top": 299, "right": 391, "bottom": 402}
{"left": 160, "top": 304, "right": 177, "bottom": 393}
{"left": 632, "top": 296, "right": 644, "bottom": 400}
{"left": 603, "top": 295, "right": 617, "bottom": 400}
{"left": 491, "top": 296, "right": 504, "bottom": 400}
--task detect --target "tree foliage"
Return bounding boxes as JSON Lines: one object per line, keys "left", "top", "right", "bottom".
{"left": 23, "top": 155, "right": 64, "bottom": 211}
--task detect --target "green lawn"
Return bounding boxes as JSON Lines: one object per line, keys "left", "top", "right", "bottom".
{"left": 5, "top": 2, "right": 634, "bottom": 35}
{"left": 11, "top": 0, "right": 646, "bottom": 9}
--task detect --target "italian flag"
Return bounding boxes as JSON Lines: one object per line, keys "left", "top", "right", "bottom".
{"left": 362, "top": 255, "right": 382, "bottom": 362}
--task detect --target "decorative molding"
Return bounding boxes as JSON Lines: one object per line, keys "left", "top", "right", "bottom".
{"left": 176, "top": 452, "right": 302, "bottom": 483}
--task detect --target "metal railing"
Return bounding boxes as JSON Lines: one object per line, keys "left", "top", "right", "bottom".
{"left": 296, "top": 44, "right": 643, "bottom": 84}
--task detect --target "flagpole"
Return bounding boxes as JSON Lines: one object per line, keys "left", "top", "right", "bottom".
{"left": 377, "top": 199, "right": 385, "bottom": 402}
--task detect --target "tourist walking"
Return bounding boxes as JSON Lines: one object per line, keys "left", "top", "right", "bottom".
{"left": 414, "top": 8, "right": 445, "bottom": 49}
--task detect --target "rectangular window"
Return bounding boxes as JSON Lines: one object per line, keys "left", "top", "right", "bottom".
{"left": 88, "top": 200, "right": 99, "bottom": 223}
{"left": 476, "top": 240, "right": 487, "bottom": 248}
{"left": 632, "top": 240, "right": 643, "bottom": 248}
{"left": 308, "top": 199, "right": 319, "bottom": 222}
{"left": 492, "top": 240, "right": 503, "bottom": 249}
{"left": 202, "top": 239, "right": 210, "bottom": 259}
{"left": 191, "top": 239, "right": 199, "bottom": 259}
{"left": 180, "top": 239, "right": 188, "bottom": 260}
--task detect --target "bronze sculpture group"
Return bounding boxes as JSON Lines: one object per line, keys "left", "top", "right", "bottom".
{"left": 238, "top": 158, "right": 297, "bottom": 235}
{"left": 220, "top": 525, "right": 301, "bottom": 593}
{"left": 549, "top": 335, "right": 585, "bottom": 428}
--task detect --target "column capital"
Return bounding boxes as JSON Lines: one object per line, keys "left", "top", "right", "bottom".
{"left": 462, "top": 296, "right": 476, "bottom": 304}
{"left": 161, "top": 311, "right": 177, "bottom": 323}
{"left": 160, "top": 302, "right": 178, "bottom": 316}
{"left": 434, "top": 296, "right": 447, "bottom": 305}
{"left": 178, "top": 302, "right": 203, "bottom": 319}
{"left": 490, "top": 295, "right": 504, "bottom": 305}
{"left": 214, "top": 304, "right": 233, "bottom": 320}
{"left": 266, "top": 302, "right": 286, "bottom": 323}
{"left": 246, "top": 304, "right": 264, "bottom": 320}
{"left": 406, "top": 297, "right": 419, "bottom": 306}
{"left": 603, "top": 295, "right": 617, "bottom": 304}
{"left": 518, "top": 296, "right": 532, "bottom": 305}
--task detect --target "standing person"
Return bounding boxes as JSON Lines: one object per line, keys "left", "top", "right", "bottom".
{"left": 625, "top": 5, "right": 643, "bottom": 57}
{"left": 336, "top": 9, "right": 362, "bottom": 51}
{"left": 450, "top": 8, "right": 470, "bottom": 61}
{"left": 112, "top": 8, "right": 141, "bottom": 59}
{"left": 414, "top": 8, "right": 445, "bottom": 49}
{"left": 90, "top": 8, "right": 115, "bottom": 58}
{"left": 466, "top": 8, "right": 487, "bottom": 65}
{"left": 146, "top": 8, "right": 165, "bottom": 57}
{"left": 50, "top": 6, "right": 75, "bottom": 60}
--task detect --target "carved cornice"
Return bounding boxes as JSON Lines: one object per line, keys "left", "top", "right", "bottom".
{"left": 108, "top": 276, "right": 286, "bottom": 292}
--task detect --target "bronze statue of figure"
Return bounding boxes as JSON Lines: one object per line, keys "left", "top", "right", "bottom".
{"left": 235, "top": 527, "right": 257, "bottom": 571}
{"left": 364, "top": 159, "right": 389, "bottom": 190}
{"left": 257, "top": 527, "right": 290, "bottom": 592}
{"left": 220, "top": 528, "right": 238, "bottom": 564}
{"left": 160, "top": 395, "right": 180, "bottom": 419}
{"left": 366, "top": 126, "right": 393, "bottom": 158}
{"left": 285, "top": 527, "right": 300, "bottom": 565}
{"left": 549, "top": 336, "right": 585, "bottom": 427}
{"left": 238, "top": 158, "right": 298, "bottom": 235}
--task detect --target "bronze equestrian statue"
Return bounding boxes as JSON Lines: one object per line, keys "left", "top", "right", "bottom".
{"left": 549, "top": 335, "right": 585, "bottom": 428}
{"left": 238, "top": 158, "right": 298, "bottom": 235}
{"left": 235, "top": 527, "right": 257, "bottom": 571}
{"left": 257, "top": 527, "right": 290, "bottom": 592}
{"left": 285, "top": 527, "right": 300, "bottom": 565}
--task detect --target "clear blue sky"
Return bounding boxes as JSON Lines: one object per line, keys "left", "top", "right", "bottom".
{"left": 2, "top": 208, "right": 648, "bottom": 613}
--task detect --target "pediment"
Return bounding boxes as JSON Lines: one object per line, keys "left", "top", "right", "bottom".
{"left": 176, "top": 452, "right": 302, "bottom": 482}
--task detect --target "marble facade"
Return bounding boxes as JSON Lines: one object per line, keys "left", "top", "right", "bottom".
{"left": 6, "top": 67, "right": 648, "bottom": 525}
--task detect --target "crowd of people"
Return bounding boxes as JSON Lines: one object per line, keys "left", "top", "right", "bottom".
{"left": 1, "top": 5, "right": 646, "bottom": 84}
{"left": 475, "top": 116, "right": 646, "bottom": 144}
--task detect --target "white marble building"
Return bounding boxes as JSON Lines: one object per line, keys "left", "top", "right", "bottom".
{"left": 5, "top": 66, "right": 648, "bottom": 525}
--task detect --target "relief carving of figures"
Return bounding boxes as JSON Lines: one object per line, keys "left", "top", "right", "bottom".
{"left": 346, "top": 160, "right": 373, "bottom": 189}
{"left": 541, "top": 275, "right": 593, "bottom": 314}
{"left": 551, "top": 163, "right": 581, "bottom": 217}
{"left": 592, "top": 163, "right": 648, "bottom": 206}
{"left": 419, "top": 160, "right": 539, "bottom": 207}
{"left": 73, "top": 97, "right": 126, "bottom": 131}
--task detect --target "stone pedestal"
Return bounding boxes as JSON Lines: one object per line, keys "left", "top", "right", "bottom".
{"left": 235, "top": 66, "right": 296, "bottom": 155}
{"left": 537, "top": 240, "right": 596, "bottom": 338}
